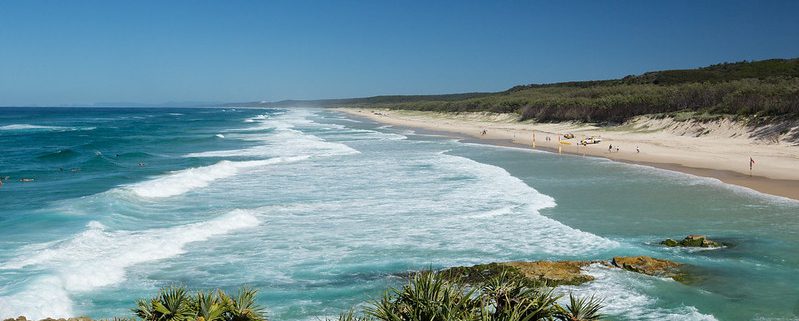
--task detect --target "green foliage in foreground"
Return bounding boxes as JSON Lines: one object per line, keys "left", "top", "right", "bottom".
{"left": 132, "top": 287, "right": 265, "bottom": 321}
{"left": 335, "top": 271, "right": 604, "bottom": 321}
{"left": 123, "top": 271, "right": 603, "bottom": 321}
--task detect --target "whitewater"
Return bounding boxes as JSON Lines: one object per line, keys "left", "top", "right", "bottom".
{"left": 0, "top": 107, "right": 797, "bottom": 321}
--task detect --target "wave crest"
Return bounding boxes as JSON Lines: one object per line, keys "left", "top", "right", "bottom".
{"left": 0, "top": 209, "right": 260, "bottom": 319}
{"left": 129, "top": 156, "right": 309, "bottom": 198}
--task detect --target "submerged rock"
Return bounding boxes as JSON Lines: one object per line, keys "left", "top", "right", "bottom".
{"left": 661, "top": 235, "right": 722, "bottom": 248}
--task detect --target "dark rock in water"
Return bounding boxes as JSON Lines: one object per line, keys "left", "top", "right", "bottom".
{"left": 661, "top": 235, "right": 722, "bottom": 248}
{"left": 661, "top": 238, "right": 680, "bottom": 247}
{"left": 611, "top": 256, "right": 687, "bottom": 282}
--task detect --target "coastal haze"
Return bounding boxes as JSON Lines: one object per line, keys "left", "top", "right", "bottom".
{"left": 1, "top": 1, "right": 799, "bottom": 321}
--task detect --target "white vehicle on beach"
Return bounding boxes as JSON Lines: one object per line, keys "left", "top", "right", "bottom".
{"left": 581, "top": 136, "right": 602, "bottom": 145}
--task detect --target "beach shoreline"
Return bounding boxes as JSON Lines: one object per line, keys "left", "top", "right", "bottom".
{"left": 336, "top": 108, "right": 799, "bottom": 201}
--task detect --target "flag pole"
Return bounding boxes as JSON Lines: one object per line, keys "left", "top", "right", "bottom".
{"left": 558, "top": 134, "right": 562, "bottom": 154}
{"left": 532, "top": 131, "right": 536, "bottom": 148}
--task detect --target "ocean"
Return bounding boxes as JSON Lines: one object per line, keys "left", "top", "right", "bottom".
{"left": 0, "top": 107, "right": 797, "bottom": 321}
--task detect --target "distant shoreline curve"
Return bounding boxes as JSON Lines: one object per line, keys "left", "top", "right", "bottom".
{"left": 336, "top": 108, "right": 799, "bottom": 202}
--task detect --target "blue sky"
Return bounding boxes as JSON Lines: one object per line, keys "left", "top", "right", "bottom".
{"left": 1, "top": 1, "right": 798, "bottom": 106}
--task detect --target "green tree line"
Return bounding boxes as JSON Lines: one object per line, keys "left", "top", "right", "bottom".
{"left": 233, "top": 58, "right": 799, "bottom": 123}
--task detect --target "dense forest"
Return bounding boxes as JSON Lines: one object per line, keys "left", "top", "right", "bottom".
{"left": 232, "top": 58, "right": 799, "bottom": 124}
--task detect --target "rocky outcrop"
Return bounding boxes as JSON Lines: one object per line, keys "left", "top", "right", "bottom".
{"left": 610, "top": 256, "right": 686, "bottom": 281}
{"left": 439, "top": 261, "right": 598, "bottom": 286}
{"left": 440, "top": 256, "right": 688, "bottom": 287}
{"left": 506, "top": 261, "right": 597, "bottom": 286}
{"left": 661, "top": 235, "right": 723, "bottom": 248}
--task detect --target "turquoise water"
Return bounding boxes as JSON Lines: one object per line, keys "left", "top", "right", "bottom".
{"left": 0, "top": 107, "right": 797, "bottom": 321}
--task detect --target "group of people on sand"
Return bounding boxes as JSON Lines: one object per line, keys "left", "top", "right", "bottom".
{"left": 607, "top": 144, "right": 641, "bottom": 154}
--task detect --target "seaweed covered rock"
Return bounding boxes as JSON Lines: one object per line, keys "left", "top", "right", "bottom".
{"left": 661, "top": 235, "right": 722, "bottom": 248}
{"left": 439, "top": 261, "right": 598, "bottom": 286}
{"left": 611, "top": 256, "right": 686, "bottom": 281}
{"left": 505, "top": 261, "right": 596, "bottom": 286}
{"left": 440, "top": 256, "right": 690, "bottom": 288}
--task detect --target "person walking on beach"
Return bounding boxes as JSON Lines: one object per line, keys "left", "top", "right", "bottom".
{"left": 636, "top": 146, "right": 640, "bottom": 153}
{"left": 608, "top": 144, "right": 613, "bottom": 153}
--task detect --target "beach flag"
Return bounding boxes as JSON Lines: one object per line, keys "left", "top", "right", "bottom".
{"left": 532, "top": 131, "right": 536, "bottom": 148}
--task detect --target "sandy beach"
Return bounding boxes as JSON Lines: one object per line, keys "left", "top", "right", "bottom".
{"left": 338, "top": 108, "right": 799, "bottom": 201}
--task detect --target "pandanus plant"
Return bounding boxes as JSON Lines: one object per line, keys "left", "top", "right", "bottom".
{"left": 556, "top": 294, "right": 604, "bottom": 321}
{"left": 133, "top": 286, "right": 194, "bottom": 321}
{"left": 336, "top": 271, "right": 605, "bottom": 321}
{"left": 367, "top": 271, "right": 482, "bottom": 321}
{"left": 133, "top": 286, "right": 266, "bottom": 321}
{"left": 219, "top": 287, "right": 266, "bottom": 321}
{"left": 193, "top": 291, "right": 226, "bottom": 321}
{"left": 480, "top": 272, "right": 560, "bottom": 321}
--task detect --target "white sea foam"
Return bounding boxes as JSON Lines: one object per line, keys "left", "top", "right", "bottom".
{"left": 558, "top": 264, "right": 718, "bottom": 321}
{"left": 0, "top": 209, "right": 260, "bottom": 319}
{"left": 320, "top": 128, "right": 408, "bottom": 141}
{"left": 190, "top": 121, "right": 361, "bottom": 159}
{"left": 0, "top": 276, "right": 74, "bottom": 319}
{"left": 191, "top": 110, "right": 360, "bottom": 159}
{"left": 187, "top": 130, "right": 359, "bottom": 158}
{"left": 129, "top": 156, "right": 309, "bottom": 198}
{"left": 428, "top": 153, "right": 616, "bottom": 255}
{"left": 0, "top": 124, "right": 95, "bottom": 131}
{"left": 244, "top": 114, "right": 269, "bottom": 123}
